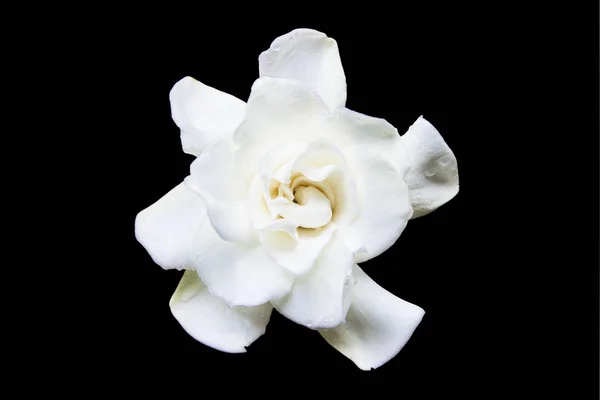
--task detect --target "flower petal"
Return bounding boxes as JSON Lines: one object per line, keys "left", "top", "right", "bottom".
{"left": 195, "top": 193, "right": 252, "bottom": 243}
{"left": 170, "top": 270, "right": 273, "bottom": 353}
{"left": 248, "top": 176, "right": 298, "bottom": 236}
{"left": 329, "top": 108, "right": 411, "bottom": 178}
{"left": 292, "top": 140, "right": 346, "bottom": 182}
{"left": 277, "top": 186, "right": 332, "bottom": 229}
{"left": 187, "top": 135, "right": 249, "bottom": 201}
{"left": 271, "top": 234, "right": 354, "bottom": 329}
{"left": 185, "top": 135, "right": 253, "bottom": 242}
{"left": 345, "top": 150, "right": 413, "bottom": 263}
{"left": 170, "top": 77, "right": 246, "bottom": 156}
{"left": 258, "top": 142, "right": 307, "bottom": 191}
{"left": 189, "top": 218, "right": 294, "bottom": 307}
{"left": 401, "top": 116, "right": 459, "bottom": 218}
{"left": 292, "top": 140, "right": 360, "bottom": 227}
{"left": 319, "top": 265, "right": 425, "bottom": 370}
{"left": 259, "top": 29, "right": 346, "bottom": 111}
{"left": 135, "top": 183, "right": 205, "bottom": 270}
{"left": 324, "top": 169, "right": 360, "bottom": 227}
{"left": 260, "top": 224, "right": 336, "bottom": 276}
{"left": 233, "top": 77, "right": 330, "bottom": 148}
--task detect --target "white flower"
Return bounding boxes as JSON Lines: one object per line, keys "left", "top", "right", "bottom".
{"left": 135, "top": 28, "right": 459, "bottom": 370}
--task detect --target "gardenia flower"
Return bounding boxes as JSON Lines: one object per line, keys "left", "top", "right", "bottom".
{"left": 135, "top": 28, "right": 459, "bottom": 370}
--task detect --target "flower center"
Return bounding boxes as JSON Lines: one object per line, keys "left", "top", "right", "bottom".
{"left": 268, "top": 173, "right": 335, "bottom": 229}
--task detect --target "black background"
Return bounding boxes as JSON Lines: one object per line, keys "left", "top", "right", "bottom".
{"left": 69, "top": 4, "right": 598, "bottom": 397}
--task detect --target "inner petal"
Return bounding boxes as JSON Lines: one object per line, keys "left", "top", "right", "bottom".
{"left": 273, "top": 160, "right": 295, "bottom": 184}
{"left": 292, "top": 140, "right": 346, "bottom": 182}
{"left": 290, "top": 176, "right": 335, "bottom": 209}
{"left": 277, "top": 186, "right": 332, "bottom": 228}
{"left": 278, "top": 183, "right": 294, "bottom": 201}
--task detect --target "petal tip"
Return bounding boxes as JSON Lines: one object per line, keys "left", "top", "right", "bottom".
{"left": 170, "top": 76, "right": 197, "bottom": 96}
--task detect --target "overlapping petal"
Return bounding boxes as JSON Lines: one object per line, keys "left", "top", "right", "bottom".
{"left": 135, "top": 183, "right": 206, "bottom": 270}
{"left": 170, "top": 77, "right": 246, "bottom": 156}
{"left": 319, "top": 265, "right": 425, "bottom": 370}
{"left": 185, "top": 135, "right": 253, "bottom": 242}
{"left": 234, "top": 77, "right": 331, "bottom": 148}
{"left": 344, "top": 149, "right": 413, "bottom": 263}
{"left": 329, "top": 108, "right": 412, "bottom": 178}
{"left": 271, "top": 234, "right": 354, "bottom": 329}
{"left": 188, "top": 217, "right": 294, "bottom": 307}
{"left": 170, "top": 270, "right": 273, "bottom": 353}
{"left": 260, "top": 225, "right": 336, "bottom": 277}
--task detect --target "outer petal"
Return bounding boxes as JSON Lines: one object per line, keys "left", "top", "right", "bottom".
{"left": 170, "top": 270, "right": 273, "bottom": 353}
{"left": 186, "top": 134, "right": 249, "bottom": 201}
{"left": 170, "top": 77, "right": 246, "bottom": 156}
{"left": 345, "top": 150, "right": 413, "bottom": 263}
{"left": 271, "top": 234, "right": 354, "bottom": 329}
{"left": 185, "top": 135, "right": 253, "bottom": 242}
{"left": 189, "top": 218, "right": 294, "bottom": 307}
{"left": 233, "top": 77, "right": 331, "bottom": 148}
{"left": 259, "top": 29, "right": 346, "bottom": 111}
{"left": 319, "top": 265, "right": 425, "bottom": 370}
{"left": 135, "top": 183, "right": 206, "bottom": 270}
{"left": 329, "top": 108, "right": 411, "bottom": 178}
{"left": 401, "top": 116, "right": 459, "bottom": 218}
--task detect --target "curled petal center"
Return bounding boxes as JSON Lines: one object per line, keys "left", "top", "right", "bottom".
{"left": 269, "top": 175, "right": 334, "bottom": 229}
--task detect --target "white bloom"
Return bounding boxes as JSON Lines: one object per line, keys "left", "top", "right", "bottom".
{"left": 135, "top": 28, "right": 459, "bottom": 370}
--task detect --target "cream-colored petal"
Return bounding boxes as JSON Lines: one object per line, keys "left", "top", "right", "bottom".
{"left": 401, "top": 116, "right": 459, "bottom": 218}
{"left": 185, "top": 135, "right": 253, "bottom": 242}
{"left": 329, "top": 108, "right": 411, "bottom": 178}
{"left": 277, "top": 186, "right": 332, "bottom": 229}
{"left": 319, "top": 265, "right": 425, "bottom": 370}
{"left": 234, "top": 77, "right": 330, "bottom": 149}
{"left": 292, "top": 140, "right": 346, "bottom": 182}
{"left": 188, "top": 218, "right": 293, "bottom": 307}
{"left": 260, "top": 224, "right": 336, "bottom": 276}
{"left": 135, "top": 182, "right": 205, "bottom": 270}
{"left": 345, "top": 150, "right": 413, "bottom": 263}
{"left": 170, "top": 270, "right": 273, "bottom": 353}
{"left": 259, "top": 29, "right": 346, "bottom": 111}
{"left": 170, "top": 77, "right": 245, "bottom": 156}
{"left": 272, "top": 234, "right": 354, "bottom": 329}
